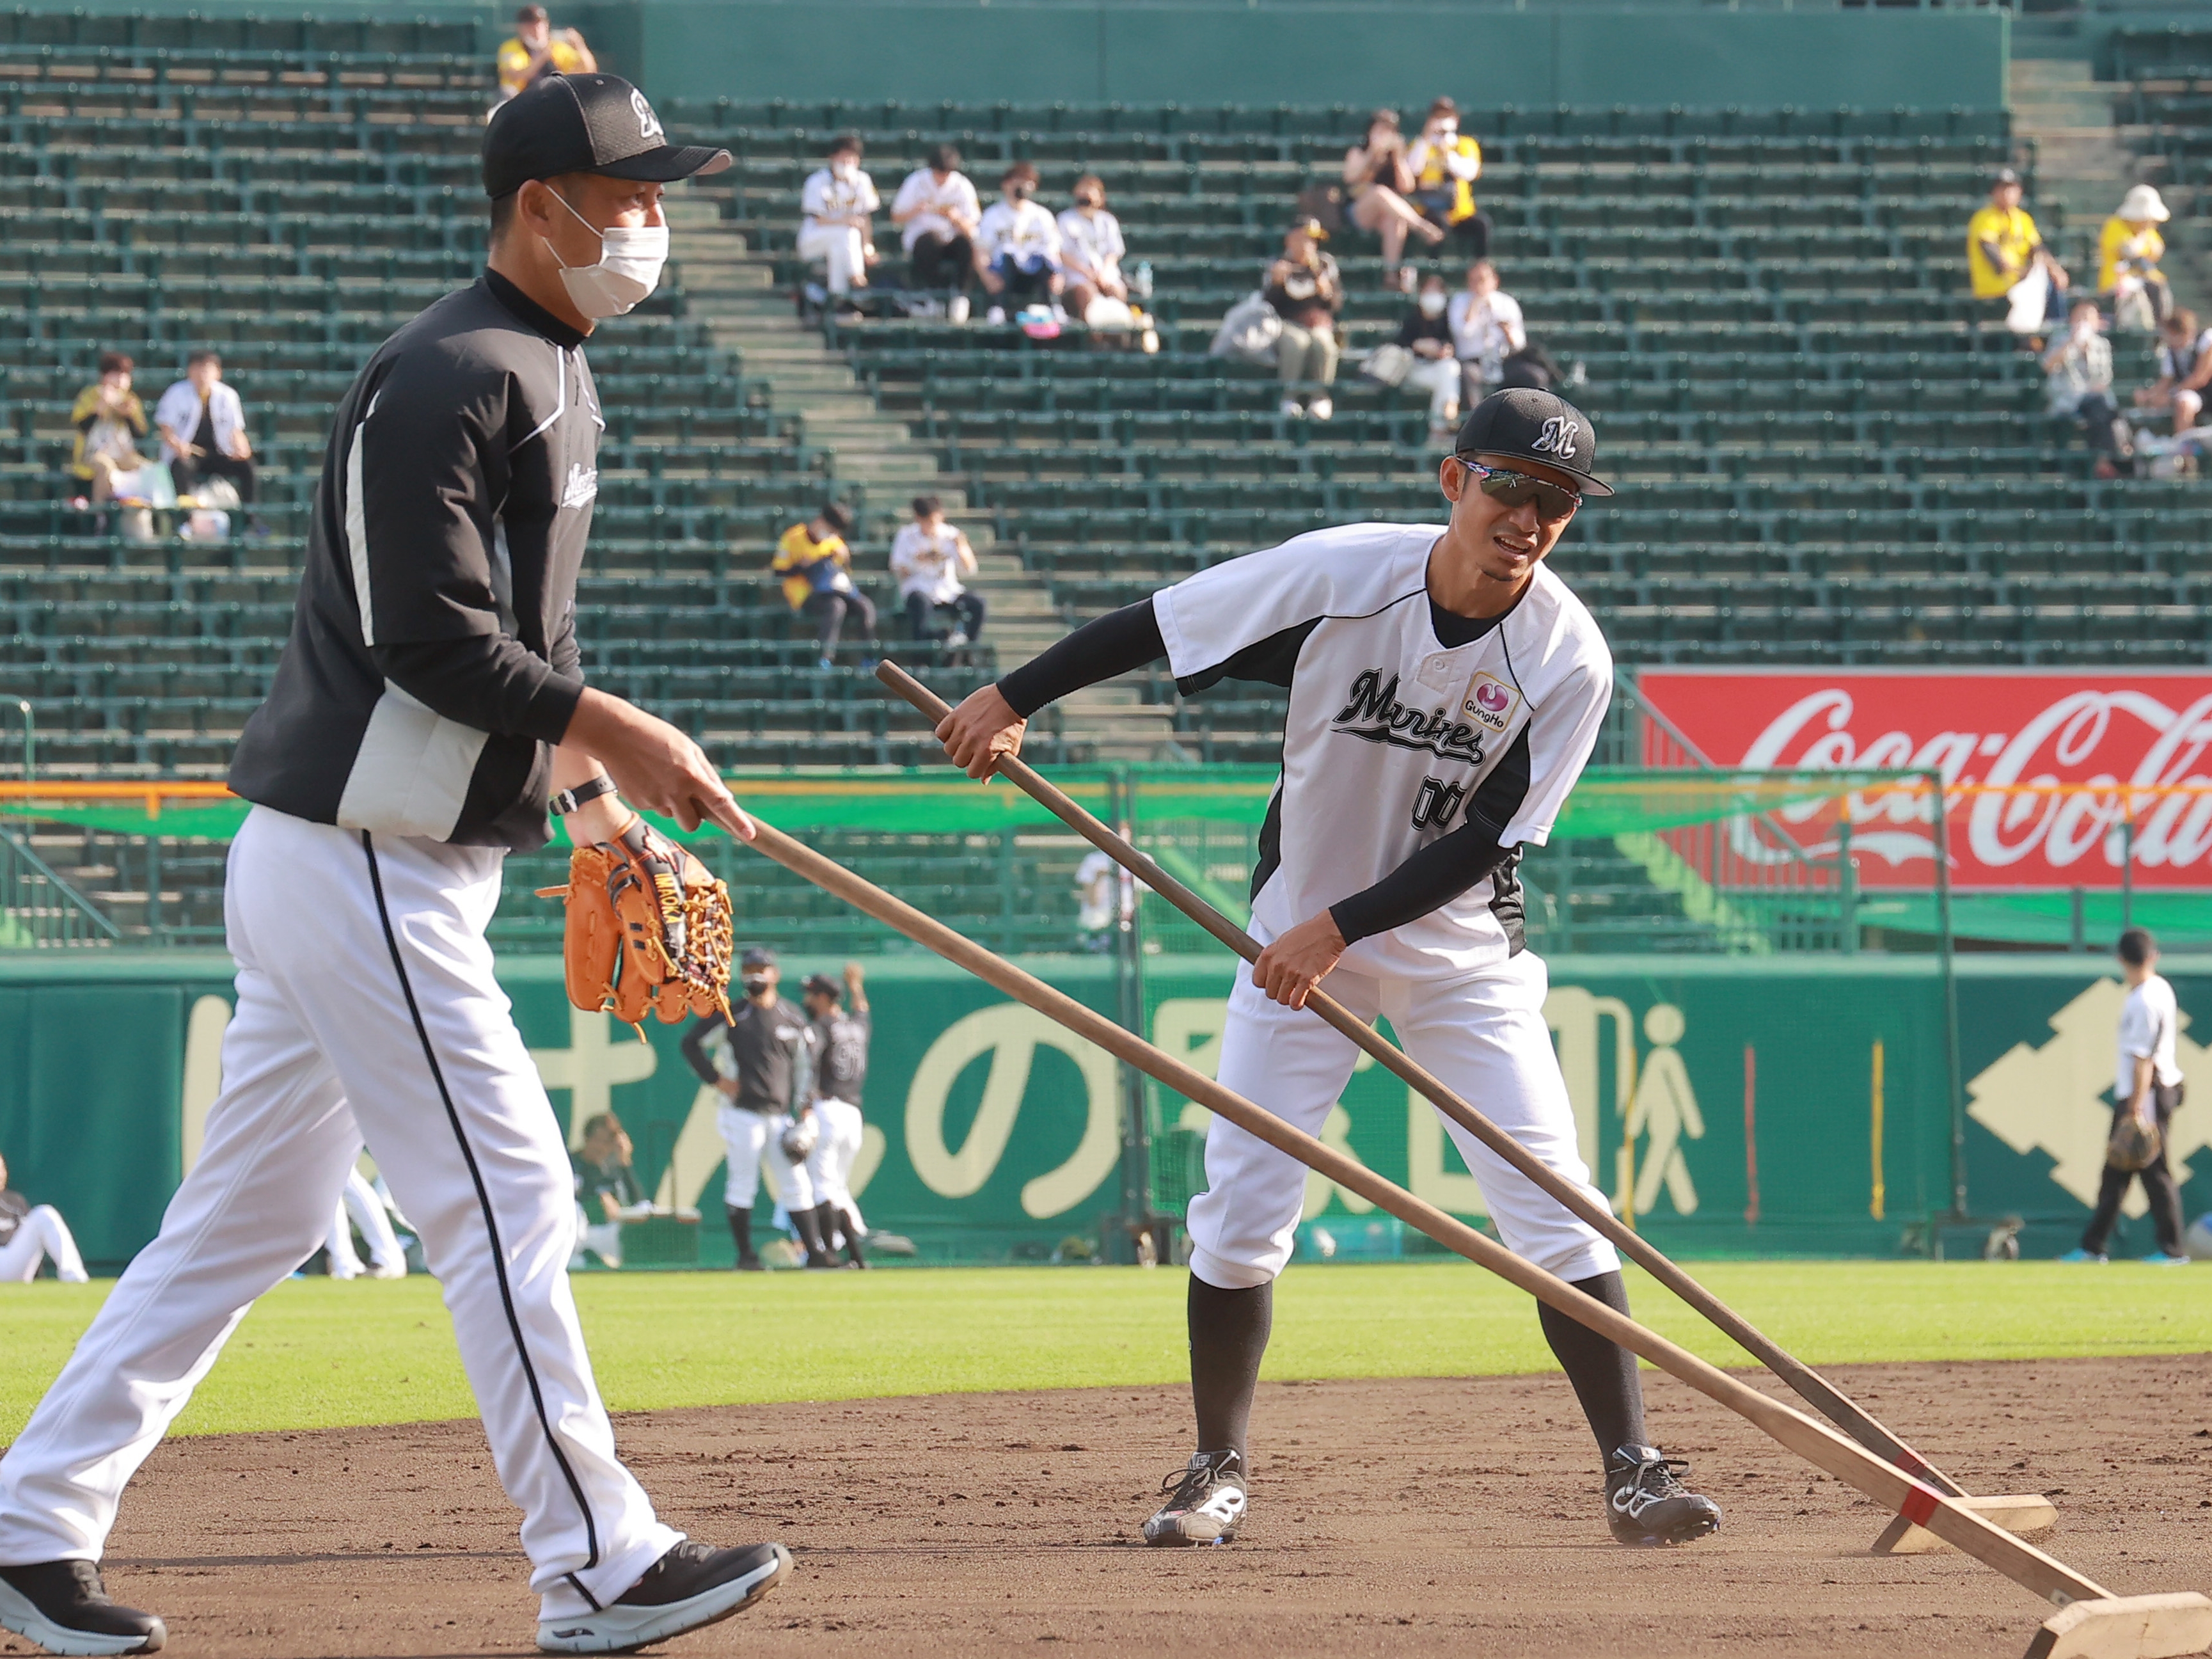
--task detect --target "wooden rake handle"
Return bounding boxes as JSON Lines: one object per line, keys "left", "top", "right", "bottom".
{"left": 876, "top": 658, "right": 1970, "bottom": 1498}
{"left": 735, "top": 808, "right": 2110, "bottom": 1612}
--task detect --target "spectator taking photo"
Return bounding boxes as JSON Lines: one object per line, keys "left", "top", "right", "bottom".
{"left": 494, "top": 4, "right": 596, "bottom": 106}
{"left": 774, "top": 503, "right": 877, "bottom": 669}
{"left": 1448, "top": 258, "right": 1527, "bottom": 413}
{"left": 2097, "top": 184, "right": 2171, "bottom": 333}
{"left": 2042, "top": 298, "right": 2133, "bottom": 478}
{"left": 1341, "top": 108, "right": 1446, "bottom": 292}
{"left": 1406, "top": 97, "right": 1489, "bottom": 258}
{"left": 67, "top": 351, "right": 152, "bottom": 511}
{"left": 1264, "top": 218, "right": 1344, "bottom": 420}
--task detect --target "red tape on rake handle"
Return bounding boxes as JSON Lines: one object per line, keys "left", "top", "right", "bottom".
{"left": 1897, "top": 1481, "right": 1942, "bottom": 1528}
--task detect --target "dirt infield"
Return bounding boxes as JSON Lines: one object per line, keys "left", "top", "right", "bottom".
{"left": 19, "top": 1355, "right": 2209, "bottom": 1659}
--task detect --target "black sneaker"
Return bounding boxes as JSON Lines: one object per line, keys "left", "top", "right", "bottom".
{"left": 536, "top": 1539, "right": 790, "bottom": 1654}
{"left": 0, "top": 1560, "right": 167, "bottom": 1656}
{"left": 1141, "top": 1450, "right": 1247, "bottom": 1546}
{"left": 1605, "top": 1445, "right": 1721, "bottom": 1545}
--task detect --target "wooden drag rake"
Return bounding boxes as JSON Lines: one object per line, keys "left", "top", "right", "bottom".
{"left": 713, "top": 660, "right": 2212, "bottom": 1659}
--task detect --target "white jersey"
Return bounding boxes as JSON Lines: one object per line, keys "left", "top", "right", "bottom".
{"left": 889, "top": 520, "right": 969, "bottom": 605}
{"left": 1055, "top": 206, "right": 1125, "bottom": 283}
{"left": 2117, "top": 972, "right": 2184, "bottom": 1102}
{"left": 976, "top": 198, "right": 1061, "bottom": 266}
{"left": 890, "top": 167, "right": 980, "bottom": 252}
{"left": 1153, "top": 523, "right": 1612, "bottom": 979}
{"left": 799, "top": 166, "right": 880, "bottom": 232}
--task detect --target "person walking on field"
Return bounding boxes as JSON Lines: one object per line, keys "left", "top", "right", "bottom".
{"left": 2062, "top": 928, "right": 2189, "bottom": 1265}
{"left": 935, "top": 388, "right": 1721, "bottom": 1551}
{"left": 800, "top": 962, "right": 873, "bottom": 1268}
{"left": 0, "top": 74, "right": 791, "bottom": 1659}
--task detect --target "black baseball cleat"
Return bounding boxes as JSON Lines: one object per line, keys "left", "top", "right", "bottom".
{"left": 0, "top": 1559, "right": 167, "bottom": 1656}
{"left": 1605, "top": 1445, "right": 1721, "bottom": 1545}
{"left": 1142, "top": 1450, "right": 1247, "bottom": 1546}
{"left": 536, "top": 1539, "right": 791, "bottom": 1654}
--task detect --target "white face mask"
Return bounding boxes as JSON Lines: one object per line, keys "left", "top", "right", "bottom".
{"left": 832, "top": 159, "right": 856, "bottom": 181}
{"left": 543, "top": 189, "right": 667, "bottom": 319}
{"left": 1419, "top": 290, "right": 1447, "bottom": 317}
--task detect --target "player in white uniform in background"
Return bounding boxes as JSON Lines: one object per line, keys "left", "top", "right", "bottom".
{"left": 800, "top": 963, "right": 872, "bottom": 1268}
{"left": 938, "top": 388, "right": 1722, "bottom": 1552}
{"left": 326, "top": 1156, "right": 409, "bottom": 1279}
{"left": 2063, "top": 926, "right": 2190, "bottom": 1264}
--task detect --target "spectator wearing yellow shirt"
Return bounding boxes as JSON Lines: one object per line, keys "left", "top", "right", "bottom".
{"left": 1406, "top": 98, "right": 1490, "bottom": 259}
{"left": 773, "top": 504, "right": 878, "bottom": 669}
{"left": 1966, "top": 169, "right": 2067, "bottom": 335}
{"left": 494, "top": 4, "right": 596, "bottom": 107}
{"left": 68, "top": 350, "right": 152, "bottom": 508}
{"left": 2098, "top": 184, "right": 2172, "bottom": 333}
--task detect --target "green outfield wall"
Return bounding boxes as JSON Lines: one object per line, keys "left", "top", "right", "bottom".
{"left": 4, "top": 950, "right": 2200, "bottom": 1273}
{"left": 33, "top": 0, "right": 2009, "bottom": 112}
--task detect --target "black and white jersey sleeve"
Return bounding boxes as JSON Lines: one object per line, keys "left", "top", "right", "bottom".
{"left": 1153, "top": 521, "right": 1613, "bottom": 978}
{"left": 228, "top": 272, "right": 602, "bottom": 852}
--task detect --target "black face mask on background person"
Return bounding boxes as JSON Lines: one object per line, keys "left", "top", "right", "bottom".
{"left": 1013, "top": 184, "right": 1035, "bottom": 200}
{"left": 742, "top": 975, "right": 771, "bottom": 998}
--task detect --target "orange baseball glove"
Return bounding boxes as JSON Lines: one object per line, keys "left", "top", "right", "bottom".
{"left": 538, "top": 817, "right": 734, "bottom": 1032}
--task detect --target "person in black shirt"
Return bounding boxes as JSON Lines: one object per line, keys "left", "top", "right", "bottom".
{"left": 571, "top": 1113, "right": 650, "bottom": 1269}
{"left": 0, "top": 74, "right": 793, "bottom": 1659}
{"left": 800, "top": 964, "right": 872, "bottom": 1269}
{"left": 1396, "top": 273, "right": 1465, "bottom": 445}
{"left": 681, "top": 947, "right": 826, "bottom": 1269}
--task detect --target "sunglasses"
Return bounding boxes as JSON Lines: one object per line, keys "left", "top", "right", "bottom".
{"left": 1455, "top": 458, "right": 1581, "bottom": 524}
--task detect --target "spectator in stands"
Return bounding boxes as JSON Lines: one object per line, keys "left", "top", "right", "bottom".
{"left": 494, "top": 4, "right": 595, "bottom": 106}
{"left": 1265, "top": 218, "right": 1344, "bottom": 421}
{"left": 68, "top": 351, "right": 152, "bottom": 510}
{"left": 1394, "top": 274, "right": 1464, "bottom": 443}
{"left": 1448, "top": 258, "right": 1526, "bottom": 412}
{"left": 0, "top": 1152, "right": 88, "bottom": 1283}
{"left": 1966, "top": 168, "right": 2067, "bottom": 336}
{"left": 2135, "top": 307, "right": 2212, "bottom": 437}
{"left": 891, "top": 143, "right": 981, "bottom": 319}
{"left": 798, "top": 133, "right": 880, "bottom": 301}
{"left": 571, "top": 1113, "right": 650, "bottom": 1271}
{"left": 2043, "top": 298, "right": 2133, "bottom": 477}
{"left": 775, "top": 502, "right": 877, "bottom": 669}
{"left": 1342, "top": 109, "right": 1445, "bottom": 292}
{"left": 1056, "top": 173, "right": 1129, "bottom": 324}
{"left": 1405, "top": 98, "right": 1489, "bottom": 259}
{"left": 156, "top": 351, "right": 260, "bottom": 523}
{"left": 2098, "top": 184, "right": 2172, "bottom": 333}
{"left": 890, "top": 495, "right": 985, "bottom": 647}
{"left": 976, "top": 161, "right": 1063, "bottom": 324}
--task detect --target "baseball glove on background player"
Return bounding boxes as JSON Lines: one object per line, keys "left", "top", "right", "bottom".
{"left": 2107, "top": 1107, "right": 2164, "bottom": 1172}
{"left": 539, "top": 817, "right": 734, "bottom": 1031}
{"left": 780, "top": 1115, "right": 819, "bottom": 1163}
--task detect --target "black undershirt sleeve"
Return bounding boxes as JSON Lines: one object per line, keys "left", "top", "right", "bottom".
{"left": 997, "top": 601, "right": 1167, "bottom": 717}
{"left": 1328, "top": 814, "right": 1513, "bottom": 946}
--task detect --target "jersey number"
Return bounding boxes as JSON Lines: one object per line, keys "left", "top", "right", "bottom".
{"left": 1410, "top": 776, "right": 1467, "bottom": 831}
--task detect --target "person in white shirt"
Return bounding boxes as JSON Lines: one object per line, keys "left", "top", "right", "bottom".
{"left": 796, "top": 133, "right": 880, "bottom": 298}
{"left": 975, "top": 161, "right": 1062, "bottom": 322}
{"left": 0, "top": 1153, "right": 88, "bottom": 1284}
{"left": 2133, "top": 306, "right": 2212, "bottom": 436}
{"left": 888, "top": 493, "right": 985, "bottom": 646}
{"left": 2065, "top": 928, "right": 2190, "bottom": 1264}
{"left": 1055, "top": 173, "right": 1127, "bottom": 322}
{"left": 1446, "top": 259, "right": 1526, "bottom": 414}
{"left": 155, "top": 349, "right": 257, "bottom": 512}
{"left": 890, "top": 143, "right": 981, "bottom": 314}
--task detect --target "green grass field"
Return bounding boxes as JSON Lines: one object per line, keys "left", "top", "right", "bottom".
{"left": 3, "top": 1260, "right": 2203, "bottom": 1441}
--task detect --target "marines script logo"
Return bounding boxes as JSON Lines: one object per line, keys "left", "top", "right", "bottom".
{"left": 1638, "top": 672, "right": 2212, "bottom": 889}
{"left": 1333, "top": 669, "right": 1488, "bottom": 765}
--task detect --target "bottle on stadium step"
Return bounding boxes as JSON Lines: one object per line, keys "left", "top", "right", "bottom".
{"left": 934, "top": 386, "right": 1723, "bottom": 1551}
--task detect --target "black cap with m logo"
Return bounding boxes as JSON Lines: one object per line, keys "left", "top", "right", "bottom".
{"left": 484, "top": 72, "right": 731, "bottom": 200}
{"left": 1453, "top": 387, "right": 1613, "bottom": 496}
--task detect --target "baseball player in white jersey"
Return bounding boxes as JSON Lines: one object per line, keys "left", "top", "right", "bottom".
{"left": 938, "top": 388, "right": 1722, "bottom": 1552}
{"left": 0, "top": 75, "right": 791, "bottom": 1658}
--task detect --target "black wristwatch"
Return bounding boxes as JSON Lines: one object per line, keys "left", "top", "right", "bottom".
{"left": 549, "top": 775, "right": 619, "bottom": 817}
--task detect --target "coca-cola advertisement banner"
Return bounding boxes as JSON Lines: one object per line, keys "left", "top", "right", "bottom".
{"left": 1636, "top": 671, "right": 2212, "bottom": 889}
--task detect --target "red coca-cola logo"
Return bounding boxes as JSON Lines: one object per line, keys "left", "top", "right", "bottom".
{"left": 1639, "top": 672, "right": 2212, "bottom": 889}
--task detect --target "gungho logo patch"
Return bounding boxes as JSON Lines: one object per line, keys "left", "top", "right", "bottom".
{"left": 1462, "top": 672, "right": 1519, "bottom": 734}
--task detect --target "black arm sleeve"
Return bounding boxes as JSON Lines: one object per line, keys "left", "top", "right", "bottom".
{"left": 372, "top": 637, "right": 585, "bottom": 745}
{"left": 679, "top": 1013, "right": 727, "bottom": 1086}
{"left": 1327, "top": 816, "right": 1512, "bottom": 946}
{"left": 997, "top": 601, "right": 1166, "bottom": 718}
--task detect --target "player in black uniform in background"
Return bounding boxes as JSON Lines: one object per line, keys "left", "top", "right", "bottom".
{"left": 800, "top": 964, "right": 872, "bottom": 1269}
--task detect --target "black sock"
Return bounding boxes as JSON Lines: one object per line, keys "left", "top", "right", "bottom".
{"left": 810, "top": 1203, "right": 841, "bottom": 1252}
{"left": 1188, "top": 1274, "right": 1273, "bottom": 1466}
{"left": 726, "top": 1204, "right": 755, "bottom": 1262}
{"left": 1537, "top": 1270, "right": 1648, "bottom": 1461}
{"left": 793, "top": 1205, "right": 831, "bottom": 1264}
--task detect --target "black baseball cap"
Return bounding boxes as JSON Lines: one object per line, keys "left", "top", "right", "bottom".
{"left": 484, "top": 72, "right": 731, "bottom": 200}
{"left": 1452, "top": 388, "right": 1612, "bottom": 498}
{"left": 739, "top": 946, "right": 777, "bottom": 971}
{"left": 800, "top": 972, "right": 841, "bottom": 999}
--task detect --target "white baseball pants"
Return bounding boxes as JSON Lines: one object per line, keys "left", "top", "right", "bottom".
{"left": 716, "top": 1104, "right": 815, "bottom": 1211}
{"left": 0, "top": 807, "right": 678, "bottom": 1620}
{"left": 326, "top": 1162, "right": 406, "bottom": 1278}
{"left": 1187, "top": 941, "right": 1618, "bottom": 1290}
{"left": 796, "top": 223, "right": 865, "bottom": 294}
{"left": 805, "top": 1097, "right": 866, "bottom": 1230}
{"left": 0, "top": 1206, "right": 87, "bottom": 1284}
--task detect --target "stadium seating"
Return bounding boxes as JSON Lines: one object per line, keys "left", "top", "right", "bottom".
{"left": 1, "top": 26, "right": 2197, "bottom": 953}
